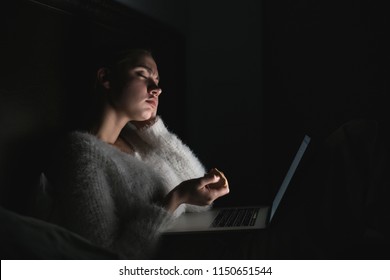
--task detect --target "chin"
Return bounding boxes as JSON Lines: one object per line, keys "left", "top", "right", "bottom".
{"left": 135, "top": 112, "right": 154, "bottom": 121}
{"left": 144, "top": 110, "right": 156, "bottom": 119}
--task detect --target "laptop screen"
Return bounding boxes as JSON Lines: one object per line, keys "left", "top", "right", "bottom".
{"left": 269, "top": 135, "right": 311, "bottom": 222}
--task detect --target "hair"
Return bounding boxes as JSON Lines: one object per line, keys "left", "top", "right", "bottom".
{"left": 103, "top": 48, "right": 153, "bottom": 68}
{"left": 98, "top": 48, "right": 154, "bottom": 85}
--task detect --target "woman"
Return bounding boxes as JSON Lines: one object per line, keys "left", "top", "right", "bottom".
{"left": 49, "top": 48, "right": 229, "bottom": 259}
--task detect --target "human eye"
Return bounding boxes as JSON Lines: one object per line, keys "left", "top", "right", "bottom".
{"left": 136, "top": 71, "right": 148, "bottom": 79}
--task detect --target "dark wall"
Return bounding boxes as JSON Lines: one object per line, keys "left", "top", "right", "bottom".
{"left": 0, "top": 0, "right": 186, "bottom": 214}
{"left": 181, "top": 0, "right": 389, "bottom": 209}
{"left": 261, "top": 0, "right": 389, "bottom": 195}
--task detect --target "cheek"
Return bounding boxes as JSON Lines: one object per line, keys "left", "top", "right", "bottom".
{"left": 119, "top": 82, "right": 146, "bottom": 104}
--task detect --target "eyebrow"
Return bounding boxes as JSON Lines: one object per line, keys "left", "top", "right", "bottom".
{"left": 134, "top": 65, "right": 159, "bottom": 81}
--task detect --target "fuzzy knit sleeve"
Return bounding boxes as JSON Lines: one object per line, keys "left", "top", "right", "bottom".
{"left": 53, "top": 132, "right": 173, "bottom": 259}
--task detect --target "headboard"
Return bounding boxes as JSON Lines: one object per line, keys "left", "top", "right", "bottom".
{"left": 0, "top": 0, "right": 186, "bottom": 215}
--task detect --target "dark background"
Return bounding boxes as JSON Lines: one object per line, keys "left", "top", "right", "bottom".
{"left": 0, "top": 0, "right": 389, "bottom": 243}
{"left": 261, "top": 0, "right": 389, "bottom": 208}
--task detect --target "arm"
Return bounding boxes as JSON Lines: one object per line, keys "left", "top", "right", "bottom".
{"left": 54, "top": 133, "right": 172, "bottom": 259}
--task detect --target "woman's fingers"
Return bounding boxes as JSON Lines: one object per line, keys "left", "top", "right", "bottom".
{"left": 207, "top": 168, "right": 229, "bottom": 189}
{"left": 201, "top": 168, "right": 230, "bottom": 200}
{"left": 180, "top": 169, "right": 230, "bottom": 206}
{"left": 200, "top": 173, "right": 220, "bottom": 186}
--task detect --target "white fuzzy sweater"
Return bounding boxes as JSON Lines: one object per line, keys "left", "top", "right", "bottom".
{"left": 50, "top": 117, "right": 208, "bottom": 259}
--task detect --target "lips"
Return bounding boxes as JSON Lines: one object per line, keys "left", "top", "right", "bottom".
{"left": 146, "top": 99, "right": 157, "bottom": 108}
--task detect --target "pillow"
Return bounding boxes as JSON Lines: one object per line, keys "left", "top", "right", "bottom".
{"left": 0, "top": 206, "right": 122, "bottom": 260}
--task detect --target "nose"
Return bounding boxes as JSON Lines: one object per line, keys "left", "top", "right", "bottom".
{"left": 149, "top": 84, "right": 162, "bottom": 97}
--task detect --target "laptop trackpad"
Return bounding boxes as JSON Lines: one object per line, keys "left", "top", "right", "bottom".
{"left": 164, "top": 210, "right": 219, "bottom": 233}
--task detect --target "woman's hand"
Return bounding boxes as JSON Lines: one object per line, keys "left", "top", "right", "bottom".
{"left": 163, "top": 168, "right": 229, "bottom": 213}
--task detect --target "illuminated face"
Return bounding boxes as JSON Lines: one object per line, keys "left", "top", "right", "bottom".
{"left": 111, "top": 54, "right": 161, "bottom": 121}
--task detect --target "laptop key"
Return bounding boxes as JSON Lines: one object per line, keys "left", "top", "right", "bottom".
{"left": 225, "top": 209, "right": 239, "bottom": 227}
{"left": 242, "top": 208, "right": 255, "bottom": 226}
{"left": 232, "top": 209, "right": 247, "bottom": 226}
{"left": 212, "top": 209, "right": 232, "bottom": 227}
{"left": 250, "top": 210, "right": 258, "bottom": 226}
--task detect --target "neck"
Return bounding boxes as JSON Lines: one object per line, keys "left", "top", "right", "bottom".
{"left": 92, "top": 104, "right": 130, "bottom": 144}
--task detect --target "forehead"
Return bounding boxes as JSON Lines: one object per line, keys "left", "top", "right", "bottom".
{"left": 130, "top": 55, "right": 158, "bottom": 74}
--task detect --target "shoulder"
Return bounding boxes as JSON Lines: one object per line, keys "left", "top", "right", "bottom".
{"left": 62, "top": 131, "right": 114, "bottom": 165}
{"left": 67, "top": 131, "right": 99, "bottom": 149}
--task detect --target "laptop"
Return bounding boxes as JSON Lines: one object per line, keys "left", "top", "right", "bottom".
{"left": 162, "top": 134, "right": 311, "bottom": 234}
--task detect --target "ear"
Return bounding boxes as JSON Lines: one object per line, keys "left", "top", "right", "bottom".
{"left": 97, "top": 67, "right": 110, "bottom": 90}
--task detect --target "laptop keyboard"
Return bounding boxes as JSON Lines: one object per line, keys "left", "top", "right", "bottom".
{"left": 211, "top": 208, "right": 259, "bottom": 228}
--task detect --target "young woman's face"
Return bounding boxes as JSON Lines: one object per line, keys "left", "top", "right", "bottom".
{"left": 112, "top": 54, "right": 161, "bottom": 121}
